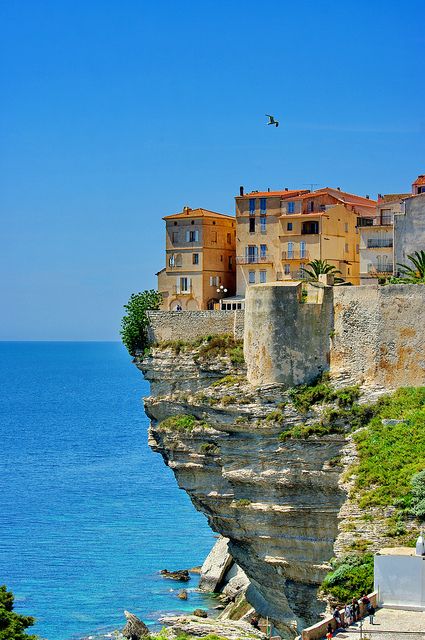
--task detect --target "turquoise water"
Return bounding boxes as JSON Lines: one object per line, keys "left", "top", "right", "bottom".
{"left": 0, "top": 342, "right": 215, "bottom": 640}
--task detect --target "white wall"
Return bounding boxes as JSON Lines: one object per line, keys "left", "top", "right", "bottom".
{"left": 375, "top": 555, "right": 425, "bottom": 610}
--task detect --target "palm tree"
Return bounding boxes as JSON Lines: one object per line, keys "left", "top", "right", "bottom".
{"left": 301, "top": 259, "right": 344, "bottom": 283}
{"left": 397, "top": 250, "right": 425, "bottom": 283}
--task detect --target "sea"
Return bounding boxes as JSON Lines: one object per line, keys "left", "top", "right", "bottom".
{"left": 0, "top": 342, "right": 216, "bottom": 640}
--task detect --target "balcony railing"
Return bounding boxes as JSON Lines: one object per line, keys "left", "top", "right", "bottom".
{"left": 236, "top": 255, "right": 272, "bottom": 264}
{"left": 366, "top": 263, "right": 394, "bottom": 274}
{"left": 173, "top": 285, "right": 193, "bottom": 294}
{"left": 367, "top": 238, "right": 393, "bottom": 248}
{"left": 282, "top": 250, "right": 310, "bottom": 260}
{"left": 358, "top": 216, "right": 393, "bottom": 227}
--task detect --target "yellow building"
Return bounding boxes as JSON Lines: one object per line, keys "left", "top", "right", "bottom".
{"left": 157, "top": 206, "right": 236, "bottom": 310}
{"left": 235, "top": 187, "right": 376, "bottom": 294}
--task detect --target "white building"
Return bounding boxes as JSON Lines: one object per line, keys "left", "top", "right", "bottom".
{"left": 375, "top": 544, "right": 425, "bottom": 610}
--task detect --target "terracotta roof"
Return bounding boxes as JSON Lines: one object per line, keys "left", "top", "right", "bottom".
{"left": 238, "top": 189, "right": 309, "bottom": 199}
{"left": 412, "top": 175, "right": 425, "bottom": 186}
{"left": 163, "top": 208, "right": 234, "bottom": 221}
{"left": 378, "top": 193, "right": 411, "bottom": 203}
{"left": 297, "top": 188, "right": 376, "bottom": 205}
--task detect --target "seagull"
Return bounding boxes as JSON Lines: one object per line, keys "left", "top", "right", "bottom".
{"left": 266, "top": 114, "right": 279, "bottom": 127}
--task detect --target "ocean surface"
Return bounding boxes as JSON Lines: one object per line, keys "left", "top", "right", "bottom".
{"left": 0, "top": 342, "right": 216, "bottom": 640}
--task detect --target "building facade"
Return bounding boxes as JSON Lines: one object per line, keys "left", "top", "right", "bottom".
{"left": 235, "top": 187, "right": 375, "bottom": 296}
{"left": 157, "top": 207, "right": 236, "bottom": 311}
{"left": 394, "top": 192, "right": 425, "bottom": 272}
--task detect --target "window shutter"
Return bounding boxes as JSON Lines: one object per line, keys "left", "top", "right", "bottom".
{"left": 195, "top": 230, "right": 199, "bottom": 242}
{"left": 185, "top": 230, "right": 190, "bottom": 242}
{"left": 176, "top": 277, "right": 180, "bottom": 293}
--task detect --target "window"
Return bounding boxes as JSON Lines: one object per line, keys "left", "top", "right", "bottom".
{"left": 344, "top": 222, "right": 349, "bottom": 233}
{"left": 300, "top": 241, "right": 306, "bottom": 259}
{"left": 260, "top": 216, "right": 266, "bottom": 232}
{"left": 287, "top": 222, "right": 293, "bottom": 231}
{"left": 248, "top": 271, "right": 256, "bottom": 284}
{"left": 180, "top": 277, "right": 190, "bottom": 292}
{"left": 345, "top": 243, "right": 349, "bottom": 253}
{"left": 348, "top": 268, "right": 350, "bottom": 275}
{"left": 192, "top": 253, "right": 199, "bottom": 265}
{"left": 288, "top": 201, "right": 295, "bottom": 213}
{"left": 246, "top": 245, "right": 258, "bottom": 263}
{"left": 212, "top": 231, "right": 217, "bottom": 242}
{"left": 308, "top": 200, "right": 314, "bottom": 213}
{"left": 260, "top": 270, "right": 266, "bottom": 283}
{"left": 174, "top": 221, "right": 178, "bottom": 226}
{"left": 172, "top": 231, "right": 179, "bottom": 243}
{"left": 209, "top": 276, "right": 220, "bottom": 286}
{"left": 260, "top": 198, "right": 267, "bottom": 214}
{"left": 249, "top": 217, "right": 256, "bottom": 233}
{"left": 220, "top": 255, "right": 223, "bottom": 262}
{"left": 227, "top": 233, "right": 231, "bottom": 244}
{"left": 186, "top": 229, "right": 199, "bottom": 242}
{"left": 284, "top": 264, "right": 290, "bottom": 275}
{"left": 228, "top": 255, "right": 233, "bottom": 269}
{"left": 260, "top": 244, "right": 267, "bottom": 258}
{"left": 191, "top": 220, "right": 195, "bottom": 225}
{"left": 356, "top": 244, "right": 359, "bottom": 254}
{"left": 302, "top": 221, "right": 319, "bottom": 234}
{"left": 287, "top": 241, "right": 294, "bottom": 259}
{"left": 249, "top": 198, "right": 256, "bottom": 215}
{"left": 169, "top": 255, "right": 175, "bottom": 267}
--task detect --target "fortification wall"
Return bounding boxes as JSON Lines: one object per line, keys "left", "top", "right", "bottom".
{"left": 244, "top": 283, "right": 334, "bottom": 387}
{"left": 146, "top": 309, "right": 244, "bottom": 343}
{"left": 331, "top": 284, "right": 425, "bottom": 387}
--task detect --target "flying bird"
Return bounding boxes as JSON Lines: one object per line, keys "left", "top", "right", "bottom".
{"left": 266, "top": 114, "right": 279, "bottom": 127}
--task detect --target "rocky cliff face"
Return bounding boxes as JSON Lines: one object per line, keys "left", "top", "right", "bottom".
{"left": 135, "top": 345, "right": 385, "bottom": 639}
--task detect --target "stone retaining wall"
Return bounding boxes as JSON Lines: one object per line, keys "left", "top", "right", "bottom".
{"left": 146, "top": 310, "right": 244, "bottom": 344}
{"left": 301, "top": 591, "right": 378, "bottom": 640}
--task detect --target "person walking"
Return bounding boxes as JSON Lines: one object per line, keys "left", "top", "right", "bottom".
{"left": 333, "top": 607, "right": 342, "bottom": 629}
{"left": 367, "top": 603, "right": 375, "bottom": 625}
{"left": 352, "top": 598, "right": 360, "bottom": 622}
{"left": 344, "top": 603, "right": 352, "bottom": 627}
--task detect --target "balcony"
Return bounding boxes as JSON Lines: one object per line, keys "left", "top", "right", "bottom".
{"left": 236, "top": 255, "right": 272, "bottom": 264}
{"left": 366, "top": 238, "right": 393, "bottom": 248}
{"left": 358, "top": 216, "right": 393, "bottom": 227}
{"left": 282, "top": 250, "right": 310, "bottom": 260}
{"left": 366, "top": 263, "right": 394, "bottom": 275}
{"left": 173, "top": 285, "right": 193, "bottom": 295}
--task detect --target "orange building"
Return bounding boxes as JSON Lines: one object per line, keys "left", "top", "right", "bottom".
{"left": 157, "top": 206, "right": 236, "bottom": 310}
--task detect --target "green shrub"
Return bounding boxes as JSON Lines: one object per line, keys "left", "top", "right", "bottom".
{"left": 353, "top": 387, "right": 425, "bottom": 508}
{"left": 321, "top": 554, "right": 374, "bottom": 602}
{"left": 411, "top": 470, "right": 425, "bottom": 519}
{"left": 235, "top": 499, "right": 251, "bottom": 507}
{"left": 211, "top": 375, "right": 241, "bottom": 387}
{"left": 158, "top": 414, "right": 208, "bottom": 432}
{"left": 196, "top": 334, "right": 244, "bottom": 363}
{"left": 200, "top": 443, "right": 220, "bottom": 455}
{"left": 220, "top": 395, "right": 236, "bottom": 406}
{"left": 121, "top": 290, "right": 162, "bottom": 356}
{"left": 288, "top": 377, "right": 360, "bottom": 413}
{"left": 265, "top": 409, "right": 285, "bottom": 425}
{"left": 0, "top": 585, "right": 39, "bottom": 640}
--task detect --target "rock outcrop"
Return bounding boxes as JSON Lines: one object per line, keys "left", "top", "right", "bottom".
{"left": 135, "top": 345, "right": 389, "bottom": 638}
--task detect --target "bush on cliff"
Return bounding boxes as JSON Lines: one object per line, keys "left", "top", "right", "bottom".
{"left": 121, "top": 290, "right": 162, "bottom": 356}
{"left": 321, "top": 554, "right": 374, "bottom": 602}
{"left": 0, "top": 585, "right": 39, "bottom": 640}
{"left": 157, "top": 414, "right": 209, "bottom": 432}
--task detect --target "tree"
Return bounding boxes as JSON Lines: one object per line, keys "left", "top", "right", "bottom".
{"left": 0, "top": 585, "right": 39, "bottom": 640}
{"left": 121, "top": 290, "right": 162, "bottom": 357}
{"left": 397, "top": 250, "right": 425, "bottom": 283}
{"left": 300, "top": 259, "right": 344, "bottom": 283}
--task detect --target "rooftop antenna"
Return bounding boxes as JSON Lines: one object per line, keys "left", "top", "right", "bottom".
{"left": 303, "top": 183, "right": 321, "bottom": 191}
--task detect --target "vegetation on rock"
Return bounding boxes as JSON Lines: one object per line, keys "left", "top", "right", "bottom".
{"left": 156, "top": 334, "right": 244, "bottom": 365}
{"left": 288, "top": 375, "right": 360, "bottom": 413}
{"left": 0, "top": 585, "right": 39, "bottom": 640}
{"left": 321, "top": 554, "right": 374, "bottom": 602}
{"left": 157, "top": 414, "right": 209, "bottom": 432}
{"left": 121, "top": 290, "right": 162, "bottom": 356}
{"left": 300, "top": 259, "right": 344, "bottom": 283}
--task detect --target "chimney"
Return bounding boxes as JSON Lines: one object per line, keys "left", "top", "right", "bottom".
{"left": 337, "top": 187, "right": 341, "bottom": 191}
{"left": 366, "top": 195, "right": 370, "bottom": 199}
{"left": 268, "top": 187, "right": 270, "bottom": 192}
{"left": 183, "top": 206, "right": 191, "bottom": 214}
{"left": 285, "top": 187, "right": 289, "bottom": 191}
{"left": 240, "top": 186, "right": 244, "bottom": 196}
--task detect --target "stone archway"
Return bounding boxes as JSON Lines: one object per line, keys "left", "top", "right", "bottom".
{"left": 170, "top": 299, "right": 183, "bottom": 311}
{"left": 186, "top": 299, "right": 199, "bottom": 311}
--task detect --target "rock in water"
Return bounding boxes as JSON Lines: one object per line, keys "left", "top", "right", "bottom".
{"left": 199, "top": 536, "right": 233, "bottom": 591}
{"left": 178, "top": 589, "right": 188, "bottom": 600}
{"left": 122, "top": 610, "right": 149, "bottom": 639}
{"left": 160, "top": 569, "right": 190, "bottom": 581}
{"left": 193, "top": 609, "right": 208, "bottom": 618}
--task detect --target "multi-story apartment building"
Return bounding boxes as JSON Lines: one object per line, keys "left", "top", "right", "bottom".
{"left": 358, "top": 193, "right": 409, "bottom": 283}
{"left": 156, "top": 206, "right": 236, "bottom": 310}
{"left": 235, "top": 187, "right": 375, "bottom": 295}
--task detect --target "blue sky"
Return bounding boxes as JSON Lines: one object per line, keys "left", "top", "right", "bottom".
{"left": 1, "top": 0, "right": 424, "bottom": 340}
